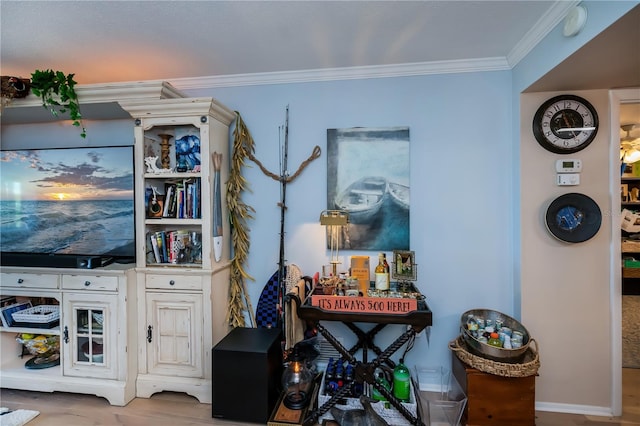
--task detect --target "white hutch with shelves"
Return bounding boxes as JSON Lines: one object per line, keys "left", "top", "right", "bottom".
{"left": 1, "top": 83, "right": 234, "bottom": 405}
{"left": 120, "top": 97, "right": 233, "bottom": 403}
{"left": 0, "top": 83, "right": 182, "bottom": 406}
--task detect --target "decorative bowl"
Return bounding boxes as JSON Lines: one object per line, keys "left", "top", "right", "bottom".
{"left": 460, "top": 309, "right": 531, "bottom": 363}
{"left": 16, "top": 334, "right": 60, "bottom": 357}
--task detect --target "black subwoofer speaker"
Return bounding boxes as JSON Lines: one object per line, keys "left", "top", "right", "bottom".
{"left": 212, "top": 327, "right": 283, "bottom": 423}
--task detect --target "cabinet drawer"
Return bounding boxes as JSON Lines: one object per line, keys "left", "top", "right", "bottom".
{"left": 0, "top": 273, "right": 59, "bottom": 289}
{"left": 62, "top": 274, "right": 118, "bottom": 291}
{"left": 146, "top": 274, "right": 203, "bottom": 290}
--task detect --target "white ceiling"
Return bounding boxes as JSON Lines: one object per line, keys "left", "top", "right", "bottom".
{"left": 1, "top": 1, "right": 638, "bottom": 129}
{"left": 1, "top": 0, "right": 567, "bottom": 85}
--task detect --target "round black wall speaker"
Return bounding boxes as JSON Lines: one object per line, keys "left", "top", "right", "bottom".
{"left": 545, "top": 193, "right": 602, "bottom": 243}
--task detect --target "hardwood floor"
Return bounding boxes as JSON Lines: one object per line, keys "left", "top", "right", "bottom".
{"left": 1, "top": 368, "right": 638, "bottom": 425}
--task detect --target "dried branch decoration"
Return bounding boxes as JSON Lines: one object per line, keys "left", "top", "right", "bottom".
{"left": 226, "top": 112, "right": 257, "bottom": 328}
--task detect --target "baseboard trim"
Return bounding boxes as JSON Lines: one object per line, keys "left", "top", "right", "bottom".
{"left": 536, "top": 401, "right": 613, "bottom": 417}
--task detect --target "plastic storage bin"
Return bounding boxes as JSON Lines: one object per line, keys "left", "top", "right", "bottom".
{"left": 414, "top": 366, "right": 467, "bottom": 426}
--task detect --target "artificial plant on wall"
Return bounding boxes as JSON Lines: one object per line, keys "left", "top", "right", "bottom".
{"left": 226, "top": 112, "right": 257, "bottom": 328}
{"left": 30, "top": 69, "right": 86, "bottom": 138}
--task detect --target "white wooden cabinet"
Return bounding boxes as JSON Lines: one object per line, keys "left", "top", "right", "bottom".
{"left": 145, "top": 289, "right": 203, "bottom": 377}
{"left": 120, "top": 98, "right": 234, "bottom": 403}
{"left": 62, "top": 291, "right": 118, "bottom": 380}
{"left": 0, "top": 265, "right": 136, "bottom": 406}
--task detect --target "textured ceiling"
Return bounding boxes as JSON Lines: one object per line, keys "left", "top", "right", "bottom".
{"left": 0, "top": 1, "right": 637, "bottom": 118}
{"left": 1, "top": 0, "right": 560, "bottom": 84}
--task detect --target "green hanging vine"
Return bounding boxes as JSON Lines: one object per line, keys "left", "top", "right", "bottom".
{"left": 226, "top": 112, "right": 257, "bottom": 328}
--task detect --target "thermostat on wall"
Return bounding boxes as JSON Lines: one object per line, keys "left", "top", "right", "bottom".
{"left": 556, "top": 159, "right": 582, "bottom": 173}
{"left": 557, "top": 173, "right": 580, "bottom": 186}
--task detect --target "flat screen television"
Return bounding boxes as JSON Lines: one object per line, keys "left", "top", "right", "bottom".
{"left": 0, "top": 145, "right": 136, "bottom": 268}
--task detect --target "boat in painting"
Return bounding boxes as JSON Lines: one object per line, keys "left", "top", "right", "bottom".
{"left": 388, "top": 181, "right": 409, "bottom": 211}
{"left": 335, "top": 176, "right": 387, "bottom": 223}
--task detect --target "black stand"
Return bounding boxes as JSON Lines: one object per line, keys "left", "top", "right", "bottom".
{"left": 287, "top": 294, "right": 432, "bottom": 426}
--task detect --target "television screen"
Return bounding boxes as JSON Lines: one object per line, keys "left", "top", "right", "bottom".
{"left": 0, "top": 146, "right": 135, "bottom": 265}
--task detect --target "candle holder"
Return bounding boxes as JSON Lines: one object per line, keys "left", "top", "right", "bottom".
{"left": 282, "top": 346, "right": 313, "bottom": 410}
{"left": 158, "top": 134, "right": 173, "bottom": 170}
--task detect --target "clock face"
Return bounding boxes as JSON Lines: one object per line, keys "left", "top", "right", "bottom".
{"left": 545, "top": 193, "right": 601, "bottom": 243}
{"left": 533, "top": 94, "right": 599, "bottom": 154}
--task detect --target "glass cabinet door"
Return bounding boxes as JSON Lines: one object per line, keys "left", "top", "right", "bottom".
{"left": 63, "top": 293, "right": 117, "bottom": 379}
{"left": 75, "top": 307, "right": 104, "bottom": 364}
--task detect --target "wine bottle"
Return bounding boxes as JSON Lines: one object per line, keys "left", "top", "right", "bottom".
{"left": 375, "top": 253, "right": 388, "bottom": 290}
{"left": 382, "top": 253, "right": 390, "bottom": 289}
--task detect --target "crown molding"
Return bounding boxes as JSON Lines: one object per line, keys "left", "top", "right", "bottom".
{"left": 167, "top": 1, "right": 575, "bottom": 90}
{"left": 169, "top": 57, "right": 511, "bottom": 90}
{"left": 119, "top": 97, "right": 235, "bottom": 125}
{"left": 507, "top": 0, "right": 579, "bottom": 67}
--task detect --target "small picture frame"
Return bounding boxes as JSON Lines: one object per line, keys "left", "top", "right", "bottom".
{"left": 392, "top": 250, "right": 416, "bottom": 281}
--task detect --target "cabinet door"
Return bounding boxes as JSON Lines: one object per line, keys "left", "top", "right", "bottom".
{"left": 62, "top": 292, "right": 118, "bottom": 379}
{"left": 145, "top": 292, "right": 203, "bottom": 377}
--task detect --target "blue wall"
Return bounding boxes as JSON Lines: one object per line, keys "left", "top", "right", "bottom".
{"left": 182, "top": 70, "right": 514, "bottom": 369}
{"left": 1, "top": 1, "right": 636, "bottom": 410}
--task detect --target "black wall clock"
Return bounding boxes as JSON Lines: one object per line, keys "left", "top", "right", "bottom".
{"left": 533, "top": 94, "right": 599, "bottom": 154}
{"left": 545, "top": 193, "right": 602, "bottom": 243}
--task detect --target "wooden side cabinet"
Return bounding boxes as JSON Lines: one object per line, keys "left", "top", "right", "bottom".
{"left": 452, "top": 355, "right": 535, "bottom": 426}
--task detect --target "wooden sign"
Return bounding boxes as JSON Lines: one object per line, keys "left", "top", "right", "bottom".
{"left": 311, "top": 295, "right": 417, "bottom": 314}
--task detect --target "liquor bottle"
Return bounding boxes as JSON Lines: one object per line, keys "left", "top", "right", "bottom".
{"left": 375, "top": 253, "right": 389, "bottom": 291}
{"left": 334, "top": 361, "right": 344, "bottom": 393}
{"left": 382, "top": 253, "right": 390, "bottom": 289}
{"left": 393, "top": 360, "right": 411, "bottom": 402}
{"left": 324, "top": 358, "right": 335, "bottom": 395}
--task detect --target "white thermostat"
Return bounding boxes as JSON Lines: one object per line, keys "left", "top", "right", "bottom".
{"left": 557, "top": 173, "right": 580, "bottom": 186}
{"left": 556, "top": 159, "right": 582, "bottom": 173}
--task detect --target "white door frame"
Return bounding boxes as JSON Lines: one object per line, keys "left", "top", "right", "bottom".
{"left": 609, "top": 87, "right": 640, "bottom": 417}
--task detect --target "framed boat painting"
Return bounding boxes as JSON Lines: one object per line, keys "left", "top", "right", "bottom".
{"left": 327, "top": 127, "right": 410, "bottom": 250}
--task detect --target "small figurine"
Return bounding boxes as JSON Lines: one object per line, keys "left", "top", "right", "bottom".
{"left": 144, "top": 156, "right": 160, "bottom": 173}
{"left": 144, "top": 156, "right": 172, "bottom": 174}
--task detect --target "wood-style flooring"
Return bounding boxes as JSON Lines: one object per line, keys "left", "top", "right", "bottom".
{"left": 1, "top": 368, "right": 639, "bottom": 426}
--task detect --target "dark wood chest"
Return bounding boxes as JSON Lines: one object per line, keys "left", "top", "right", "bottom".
{"left": 452, "top": 355, "right": 536, "bottom": 426}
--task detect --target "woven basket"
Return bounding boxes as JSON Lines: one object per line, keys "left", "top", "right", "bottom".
{"left": 449, "top": 336, "right": 540, "bottom": 378}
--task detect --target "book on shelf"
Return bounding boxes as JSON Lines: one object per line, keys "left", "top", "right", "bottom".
{"left": 148, "top": 230, "right": 201, "bottom": 264}
{"left": 169, "top": 178, "right": 200, "bottom": 219}
{"left": 162, "top": 184, "right": 174, "bottom": 217}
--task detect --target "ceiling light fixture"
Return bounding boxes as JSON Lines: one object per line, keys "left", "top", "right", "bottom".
{"left": 620, "top": 124, "right": 640, "bottom": 163}
{"left": 563, "top": 4, "right": 588, "bottom": 37}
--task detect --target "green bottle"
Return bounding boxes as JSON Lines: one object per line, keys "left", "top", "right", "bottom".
{"left": 393, "top": 361, "right": 411, "bottom": 402}
{"left": 371, "top": 371, "right": 391, "bottom": 401}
